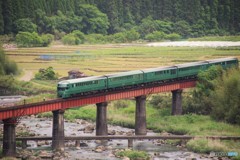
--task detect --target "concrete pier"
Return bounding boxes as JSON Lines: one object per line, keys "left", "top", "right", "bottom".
{"left": 135, "top": 95, "right": 147, "bottom": 135}
{"left": 96, "top": 102, "right": 108, "bottom": 136}
{"left": 171, "top": 89, "right": 183, "bottom": 115}
{"left": 52, "top": 109, "right": 65, "bottom": 151}
{"left": 2, "top": 118, "right": 17, "bottom": 157}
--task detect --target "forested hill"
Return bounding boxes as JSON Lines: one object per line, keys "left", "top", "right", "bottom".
{"left": 0, "top": 0, "right": 240, "bottom": 37}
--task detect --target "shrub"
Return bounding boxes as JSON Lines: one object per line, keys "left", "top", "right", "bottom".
{"left": 116, "top": 150, "right": 150, "bottom": 160}
{"left": 16, "top": 32, "right": 43, "bottom": 47}
{"left": 41, "top": 34, "right": 54, "bottom": 46}
{"left": 149, "top": 94, "right": 171, "bottom": 109}
{"left": 35, "top": 66, "right": 58, "bottom": 80}
{"left": 145, "top": 31, "right": 166, "bottom": 42}
{"left": 187, "top": 139, "right": 226, "bottom": 153}
{"left": 62, "top": 30, "right": 85, "bottom": 45}
{"left": 113, "top": 100, "right": 129, "bottom": 109}
{"left": 210, "top": 68, "right": 240, "bottom": 124}
{"left": 85, "top": 34, "right": 107, "bottom": 44}
{"left": 165, "top": 33, "right": 182, "bottom": 41}
{"left": 14, "top": 18, "right": 37, "bottom": 33}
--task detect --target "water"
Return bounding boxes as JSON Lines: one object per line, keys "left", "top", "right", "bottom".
{"left": 19, "top": 117, "right": 211, "bottom": 160}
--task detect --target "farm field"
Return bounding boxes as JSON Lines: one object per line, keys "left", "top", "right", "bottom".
{"left": 5, "top": 43, "right": 240, "bottom": 79}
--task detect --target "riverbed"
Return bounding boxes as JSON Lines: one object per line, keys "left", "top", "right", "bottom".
{"left": 15, "top": 116, "right": 215, "bottom": 160}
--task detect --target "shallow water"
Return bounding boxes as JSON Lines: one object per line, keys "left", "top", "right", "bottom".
{"left": 19, "top": 117, "right": 211, "bottom": 160}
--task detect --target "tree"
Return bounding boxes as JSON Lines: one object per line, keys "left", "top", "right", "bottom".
{"left": 35, "top": 66, "right": 58, "bottom": 80}
{"left": 14, "top": 18, "right": 37, "bottom": 33}
{"left": 210, "top": 68, "right": 240, "bottom": 124}
{"left": 16, "top": 32, "right": 43, "bottom": 47}
{"left": 173, "top": 20, "right": 191, "bottom": 38}
{"left": 76, "top": 4, "right": 109, "bottom": 34}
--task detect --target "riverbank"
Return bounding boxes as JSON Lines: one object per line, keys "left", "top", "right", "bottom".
{"left": 0, "top": 116, "right": 213, "bottom": 160}
{"left": 38, "top": 99, "right": 240, "bottom": 159}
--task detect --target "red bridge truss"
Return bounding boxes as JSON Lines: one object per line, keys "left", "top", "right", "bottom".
{"left": 0, "top": 80, "right": 196, "bottom": 120}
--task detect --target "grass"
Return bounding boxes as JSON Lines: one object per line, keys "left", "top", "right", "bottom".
{"left": 5, "top": 41, "right": 240, "bottom": 155}
{"left": 5, "top": 44, "right": 240, "bottom": 78}
{"left": 116, "top": 149, "right": 150, "bottom": 160}
{"left": 45, "top": 99, "right": 240, "bottom": 154}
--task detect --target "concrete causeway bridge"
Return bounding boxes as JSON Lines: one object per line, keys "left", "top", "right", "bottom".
{"left": 0, "top": 80, "right": 196, "bottom": 157}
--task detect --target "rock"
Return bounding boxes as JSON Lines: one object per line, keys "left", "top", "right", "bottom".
{"left": 84, "top": 125, "right": 95, "bottom": 133}
{"left": 29, "top": 133, "right": 36, "bottom": 136}
{"left": 95, "top": 140, "right": 102, "bottom": 144}
{"left": 96, "top": 145, "right": 105, "bottom": 151}
{"left": 37, "top": 141, "right": 45, "bottom": 146}
{"left": 35, "top": 124, "right": 41, "bottom": 128}
{"left": 108, "top": 130, "right": 116, "bottom": 135}
{"left": 81, "top": 120, "right": 88, "bottom": 125}
{"left": 122, "top": 157, "right": 130, "bottom": 160}
{"left": 95, "top": 148, "right": 103, "bottom": 153}
{"left": 38, "top": 150, "right": 52, "bottom": 158}
{"left": 106, "top": 146, "right": 113, "bottom": 150}
{"left": 76, "top": 146, "right": 81, "bottom": 150}
{"left": 80, "top": 142, "right": 88, "bottom": 147}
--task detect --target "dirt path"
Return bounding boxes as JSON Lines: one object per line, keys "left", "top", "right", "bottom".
{"left": 19, "top": 70, "right": 33, "bottom": 81}
{"left": 146, "top": 41, "right": 240, "bottom": 47}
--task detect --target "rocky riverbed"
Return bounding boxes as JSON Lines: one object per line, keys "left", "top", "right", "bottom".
{"left": 0, "top": 116, "right": 226, "bottom": 160}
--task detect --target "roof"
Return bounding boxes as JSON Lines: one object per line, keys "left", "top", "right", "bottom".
{"left": 206, "top": 57, "right": 238, "bottom": 63}
{"left": 58, "top": 75, "right": 106, "bottom": 85}
{"left": 142, "top": 66, "right": 177, "bottom": 73}
{"left": 105, "top": 70, "right": 143, "bottom": 78}
{"left": 176, "top": 61, "right": 208, "bottom": 68}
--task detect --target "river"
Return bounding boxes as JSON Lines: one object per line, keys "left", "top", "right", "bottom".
{"left": 16, "top": 116, "right": 214, "bottom": 160}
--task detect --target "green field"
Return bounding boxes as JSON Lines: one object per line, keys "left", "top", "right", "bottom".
{"left": 5, "top": 44, "right": 240, "bottom": 78}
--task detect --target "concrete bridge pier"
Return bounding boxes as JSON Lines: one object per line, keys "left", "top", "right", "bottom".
{"left": 52, "top": 109, "right": 65, "bottom": 151}
{"left": 2, "top": 118, "right": 17, "bottom": 157}
{"left": 135, "top": 95, "right": 147, "bottom": 135}
{"left": 96, "top": 102, "right": 108, "bottom": 136}
{"left": 171, "top": 89, "right": 183, "bottom": 115}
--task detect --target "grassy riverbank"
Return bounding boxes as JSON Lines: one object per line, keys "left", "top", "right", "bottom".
{"left": 40, "top": 99, "right": 240, "bottom": 157}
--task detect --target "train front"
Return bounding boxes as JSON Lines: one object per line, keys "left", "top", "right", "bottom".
{"left": 57, "top": 80, "right": 69, "bottom": 98}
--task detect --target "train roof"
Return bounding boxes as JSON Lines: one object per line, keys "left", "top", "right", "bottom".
{"left": 142, "top": 66, "right": 177, "bottom": 73}
{"left": 105, "top": 70, "right": 143, "bottom": 78}
{"left": 58, "top": 75, "right": 106, "bottom": 85}
{"left": 206, "top": 57, "right": 238, "bottom": 63}
{"left": 176, "top": 61, "right": 208, "bottom": 68}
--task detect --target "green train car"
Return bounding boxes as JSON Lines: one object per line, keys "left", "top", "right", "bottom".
{"left": 106, "top": 70, "right": 144, "bottom": 89}
{"left": 57, "top": 76, "right": 107, "bottom": 98}
{"left": 57, "top": 57, "right": 239, "bottom": 98}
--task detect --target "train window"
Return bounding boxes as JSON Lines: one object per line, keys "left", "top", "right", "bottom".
{"left": 171, "top": 70, "right": 176, "bottom": 74}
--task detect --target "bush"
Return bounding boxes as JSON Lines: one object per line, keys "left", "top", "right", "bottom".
{"left": 113, "top": 100, "right": 129, "bottom": 109}
{"left": 149, "top": 94, "right": 171, "bottom": 109}
{"left": 210, "top": 68, "right": 240, "bottom": 124}
{"left": 165, "top": 33, "right": 182, "bottom": 41}
{"left": 145, "top": 31, "right": 166, "bottom": 42}
{"left": 186, "top": 139, "right": 226, "bottom": 153}
{"left": 35, "top": 66, "right": 58, "bottom": 80}
{"left": 0, "top": 47, "right": 18, "bottom": 75}
{"left": 41, "top": 34, "right": 54, "bottom": 46}
{"left": 85, "top": 34, "right": 107, "bottom": 44}
{"left": 16, "top": 32, "right": 43, "bottom": 47}
{"left": 116, "top": 150, "right": 150, "bottom": 160}
{"left": 62, "top": 30, "right": 85, "bottom": 45}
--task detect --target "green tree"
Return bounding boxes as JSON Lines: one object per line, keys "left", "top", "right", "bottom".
{"left": 173, "top": 20, "right": 191, "bottom": 38}
{"left": 76, "top": 4, "right": 109, "bottom": 34}
{"left": 35, "top": 66, "right": 58, "bottom": 80}
{"left": 14, "top": 18, "right": 37, "bottom": 33}
{"left": 16, "top": 32, "right": 43, "bottom": 47}
{"left": 210, "top": 68, "right": 240, "bottom": 124}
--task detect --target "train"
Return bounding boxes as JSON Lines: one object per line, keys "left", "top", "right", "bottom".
{"left": 57, "top": 57, "right": 239, "bottom": 98}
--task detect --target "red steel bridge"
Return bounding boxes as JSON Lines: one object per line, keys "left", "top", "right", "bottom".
{"left": 0, "top": 79, "right": 196, "bottom": 157}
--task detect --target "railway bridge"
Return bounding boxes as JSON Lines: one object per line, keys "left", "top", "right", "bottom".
{"left": 0, "top": 80, "right": 196, "bottom": 157}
